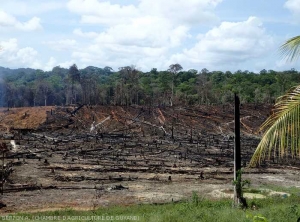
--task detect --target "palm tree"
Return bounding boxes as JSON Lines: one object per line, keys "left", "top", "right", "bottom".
{"left": 250, "top": 36, "right": 300, "bottom": 167}
{"left": 280, "top": 36, "right": 300, "bottom": 62}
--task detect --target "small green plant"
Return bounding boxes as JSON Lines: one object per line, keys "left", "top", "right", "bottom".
{"left": 191, "top": 191, "right": 200, "bottom": 206}
{"left": 288, "top": 204, "right": 299, "bottom": 215}
{"left": 246, "top": 212, "right": 269, "bottom": 222}
{"left": 233, "top": 170, "right": 251, "bottom": 193}
{"left": 233, "top": 169, "right": 251, "bottom": 208}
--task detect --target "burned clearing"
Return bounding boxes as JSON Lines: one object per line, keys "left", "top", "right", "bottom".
{"left": 0, "top": 104, "right": 299, "bottom": 213}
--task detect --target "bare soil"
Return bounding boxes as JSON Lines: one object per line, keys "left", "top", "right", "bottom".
{"left": 0, "top": 104, "right": 299, "bottom": 214}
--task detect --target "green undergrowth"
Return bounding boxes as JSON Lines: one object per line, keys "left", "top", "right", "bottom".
{"left": 1, "top": 188, "right": 300, "bottom": 222}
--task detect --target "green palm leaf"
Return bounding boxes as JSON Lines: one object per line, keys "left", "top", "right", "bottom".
{"left": 250, "top": 85, "right": 300, "bottom": 166}
{"left": 280, "top": 35, "right": 300, "bottom": 62}
{"left": 250, "top": 35, "right": 300, "bottom": 167}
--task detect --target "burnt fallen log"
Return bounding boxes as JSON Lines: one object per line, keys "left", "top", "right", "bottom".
{"left": 108, "top": 184, "right": 128, "bottom": 190}
{"left": 70, "top": 104, "right": 85, "bottom": 116}
{"left": 6, "top": 150, "right": 43, "bottom": 159}
{"left": 5, "top": 184, "right": 103, "bottom": 192}
{"left": 6, "top": 184, "right": 48, "bottom": 192}
{"left": 108, "top": 175, "right": 138, "bottom": 181}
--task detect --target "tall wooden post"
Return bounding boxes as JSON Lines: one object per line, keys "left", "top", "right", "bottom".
{"left": 0, "top": 142, "right": 8, "bottom": 195}
{"left": 234, "top": 94, "right": 241, "bottom": 205}
{"left": 2, "top": 148, "right": 4, "bottom": 195}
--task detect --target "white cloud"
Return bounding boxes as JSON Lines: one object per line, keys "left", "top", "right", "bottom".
{"left": 44, "top": 57, "right": 57, "bottom": 71}
{"left": 73, "top": 29, "right": 98, "bottom": 38}
{"left": 58, "top": 60, "right": 77, "bottom": 69}
{"left": 15, "top": 17, "right": 42, "bottom": 31}
{"left": 170, "top": 17, "right": 274, "bottom": 70}
{"left": 0, "top": 39, "right": 60, "bottom": 71}
{"left": 0, "top": 10, "right": 16, "bottom": 26}
{"left": 2, "top": 0, "right": 288, "bottom": 72}
{"left": 67, "top": 0, "right": 139, "bottom": 25}
{"left": 284, "top": 0, "right": 300, "bottom": 14}
{"left": 0, "top": 10, "right": 42, "bottom": 31}
{"left": 17, "top": 47, "right": 38, "bottom": 64}
{"left": 0, "top": 38, "right": 19, "bottom": 59}
{"left": 139, "top": 0, "right": 222, "bottom": 24}
{"left": 70, "top": 41, "right": 169, "bottom": 70}
{"left": 67, "top": 0, "right": 221, "bottom": 26}
{"left": 1, "top": 1, "right": 65, "bottom": 16}
{"left": 65, "top": 0, "right": 223, "bottom": 70}
{"left": 69, "top": 16, "right": 189, "bottom": 70}
{"left": 0, "top": 38, "right": 41, "bottom": 68}
{"left": 43, "top": 39, "right": 77, "bottom": 51}
{"left": 93, "top": 16, "right": 190, "bottom": 48}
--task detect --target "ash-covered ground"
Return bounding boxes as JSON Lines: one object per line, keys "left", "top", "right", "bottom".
{"left": 0, "top": 104, "right": 299, "bottom": 213}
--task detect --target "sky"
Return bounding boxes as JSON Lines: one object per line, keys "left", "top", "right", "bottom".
{"left": 0, "top": 0, "right": 300, "bottom": 72}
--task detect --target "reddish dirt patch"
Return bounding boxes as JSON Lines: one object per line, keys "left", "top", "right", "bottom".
{"left": 0, "top": 107, "right": 54, "bottom": 131}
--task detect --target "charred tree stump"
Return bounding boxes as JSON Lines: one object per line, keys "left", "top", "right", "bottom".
{"left": 189, "top": 128, "right": 193, "bottom": 143}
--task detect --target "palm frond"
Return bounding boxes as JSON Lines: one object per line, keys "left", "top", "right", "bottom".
{"left": 250, "top": 85, "right": 300, "bottom": 167}
{"left": 280, "top": 35, "right": 300, "bottom": 62}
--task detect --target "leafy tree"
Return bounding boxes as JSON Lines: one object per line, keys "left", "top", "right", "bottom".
{"left": 103, "top": 66, "right": 113, "bottom": 75}
{"left": 201, "top": 68, "right": 209, "bottom": 75}
{"left": 168, "top": 63, "right": 183, "bottom": 106}
{"left": 250, "top": 36, "right": 300, "bottom": 166}
{"left": 196, "top": 72, "right": 212, "bottom": 105}
{"left": 36, "top": 80, "right": 52, "bottom": 106}
{"left": 68, "top": 64, "right": 80, "bottom": 104}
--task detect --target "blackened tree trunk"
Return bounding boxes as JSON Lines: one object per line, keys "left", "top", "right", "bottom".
{"left": 234, "top": 94, "right": 242, "bottom": 206}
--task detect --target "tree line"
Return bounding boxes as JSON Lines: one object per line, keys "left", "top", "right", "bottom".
{"left": 0, "top": 64, "right": 299, "bottom": 107}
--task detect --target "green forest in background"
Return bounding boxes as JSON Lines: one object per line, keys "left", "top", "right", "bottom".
{"left": 0, "top": 64, "right": 299, "bottom": 107}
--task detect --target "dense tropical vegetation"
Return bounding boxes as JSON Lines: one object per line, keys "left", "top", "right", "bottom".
{"left": 0, "top": 65, "right": 299, "bottom": 108}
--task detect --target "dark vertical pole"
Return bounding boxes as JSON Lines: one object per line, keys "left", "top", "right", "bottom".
{"left": 2, "top": 149, "right": 4, "bottom": 195}
{"left": 234, "top": 94, "right": 242, "bottom": 206}
{"left": 0, "top": 143, "right": 6, "bottom": 196}
{"left": 190, "top": 127, "right": 193, "bottom": 143}
{"left": 18, "top": 130, "right": 21, "bottom": 145}
{"left": 234, "top": 93, "right": 241, "bottom": 181}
